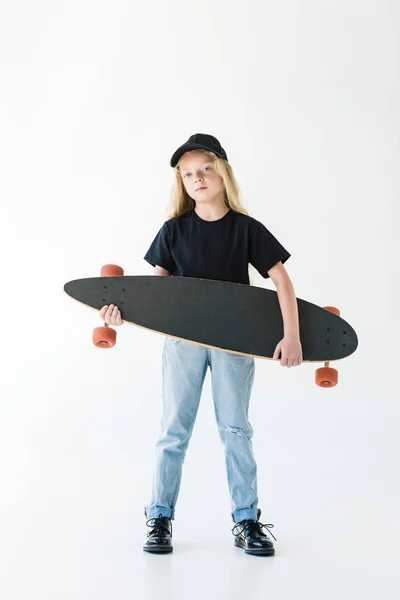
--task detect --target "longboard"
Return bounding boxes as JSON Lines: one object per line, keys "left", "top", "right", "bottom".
{"left": 64, "top": 273, "right": 358, "bottom": 374}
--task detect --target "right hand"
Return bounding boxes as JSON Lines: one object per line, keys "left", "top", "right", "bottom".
{"left": 99, "top": 304, "right": 124, "bottom": 326}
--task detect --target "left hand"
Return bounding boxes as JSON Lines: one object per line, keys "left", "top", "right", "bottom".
{"left": 273, "top": 336, "right": 303, "bottom": 367}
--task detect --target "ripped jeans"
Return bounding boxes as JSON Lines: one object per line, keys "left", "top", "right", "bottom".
{"left": 145, "top": 336, "right": 259, "bottom": 523}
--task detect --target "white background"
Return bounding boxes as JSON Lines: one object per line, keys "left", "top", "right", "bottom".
{"left": 1, "top": 1, "right": 399, "bottom": 598}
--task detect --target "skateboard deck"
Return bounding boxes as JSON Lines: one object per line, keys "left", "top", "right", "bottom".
{"left": 64, "top": 275, "right": 358, "bottom": 362}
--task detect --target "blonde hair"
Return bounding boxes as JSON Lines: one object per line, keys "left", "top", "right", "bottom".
{"left": 164, "top": 150, "right": 257, "bottom": 285}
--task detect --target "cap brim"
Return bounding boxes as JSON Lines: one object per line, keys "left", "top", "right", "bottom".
{"left": 170, "top": 143, "right": 219, "bottom": 168}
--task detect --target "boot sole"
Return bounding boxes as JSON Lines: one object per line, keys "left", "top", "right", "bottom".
{"left": 143, "top": 545, "right": 173, "bottom": 553}
{"left": 234, "top": 538, "right": 275, "bottom": 556}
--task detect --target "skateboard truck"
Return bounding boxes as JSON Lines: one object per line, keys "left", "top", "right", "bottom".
{"left": 315, "top": 306, "right": 340, "bottom": 388}
{"left": 92, "top": 264, "right": 124, "bottom": 349}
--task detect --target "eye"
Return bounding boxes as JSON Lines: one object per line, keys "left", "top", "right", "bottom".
{"left": 183, "top": 166, "right": 211, "bottom": 178}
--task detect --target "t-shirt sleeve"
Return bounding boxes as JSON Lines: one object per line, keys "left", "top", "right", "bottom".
{"left": 249, "top": 219, "right": 291, "bottom": 279}
{"left": 144, "top": 223, "right": 177, "bottom": 274}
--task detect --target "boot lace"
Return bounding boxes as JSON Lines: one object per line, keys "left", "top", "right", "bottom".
{"left": 232, "top": 519, "right": 277, "bottom": 541}
{"left": 146, "top": 513, "right": 172, "bottom": 537}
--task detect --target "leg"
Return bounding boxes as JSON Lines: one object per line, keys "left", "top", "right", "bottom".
{"left": 145, "top": 337, "right": 209, "bottom": 521}
{"left": 209, "top": 348, "right": 258, "bottom": 523}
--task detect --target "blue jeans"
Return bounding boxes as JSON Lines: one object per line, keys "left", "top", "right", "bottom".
{"left": 145, "top": 337, "right": 259, "bottom": 523}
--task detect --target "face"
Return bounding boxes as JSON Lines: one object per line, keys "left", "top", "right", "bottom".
{"left": 178, "top": 150, "right": 225, "bottom": 203}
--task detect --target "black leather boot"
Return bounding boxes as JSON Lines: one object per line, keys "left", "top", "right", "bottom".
{"left": 231, "top": 508, "right": 276, "bottom": 556}
{"left": 143, "top": 512, "right": 173, "bottom": 553}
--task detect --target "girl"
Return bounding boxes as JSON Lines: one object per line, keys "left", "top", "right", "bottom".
{"left": 100, "top": 133, "right": 303, "bottom": 556}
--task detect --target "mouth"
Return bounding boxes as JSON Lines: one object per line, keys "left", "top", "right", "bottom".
{"left": 196, "top": 187, "right": 207, "bottom": 191}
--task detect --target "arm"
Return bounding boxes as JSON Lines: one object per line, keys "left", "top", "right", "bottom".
{"left": 267, "top": 261, "right": 300, "bottom": 338}
{"left": 267, "top": 261, "right": 303, "bottom": 367}
{"left": 154, "top": 265, "right": 171, "bottom": 276}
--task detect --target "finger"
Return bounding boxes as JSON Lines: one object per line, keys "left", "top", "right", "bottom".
{"left": 105, "top": 305, "right": 115, "bottom": 323}
{"left": 273, "top": 345, "right": 281, "bottom": 360}
{"left": 101, "top": 306, "right": 111, "bottom": 321}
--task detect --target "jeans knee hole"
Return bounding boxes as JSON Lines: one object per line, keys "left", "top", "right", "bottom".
{"left": 228, "top": 425, "right": 245, "bottom": 437}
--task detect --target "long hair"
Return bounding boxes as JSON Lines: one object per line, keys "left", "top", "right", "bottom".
{"left": 164, "top": 150, "right": 257, "bottom": 285}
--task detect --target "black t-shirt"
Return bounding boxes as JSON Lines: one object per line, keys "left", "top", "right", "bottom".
{"left": 143, "top": 208, "right": 291, "bottom": 285}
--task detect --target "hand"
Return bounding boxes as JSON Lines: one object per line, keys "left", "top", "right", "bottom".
{"left": 273, "top": 335, "right": 303, "bottom": 367}
{"left": 99, "top": 304, "right": 124, "bottom": 326}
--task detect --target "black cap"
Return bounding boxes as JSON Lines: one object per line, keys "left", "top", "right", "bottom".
{"left": 170, "top": 133, "right": 228, "bottom": 168}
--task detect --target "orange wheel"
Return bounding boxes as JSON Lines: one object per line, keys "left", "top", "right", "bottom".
{"left": 100, "top": 264, "right": 124, "bottom": 277}
{"left": 323, "top": 306, "right": 340, "bottom": 317}
{"left": 315, "top": 367, "right": 338, "bottom": 388}
{"left": 92, "top": 326, "right": 117, "bottom": 348}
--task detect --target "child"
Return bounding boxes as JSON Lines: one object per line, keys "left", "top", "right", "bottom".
{"left": 100, "top": 133, "right": 303, "bottom": 556}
